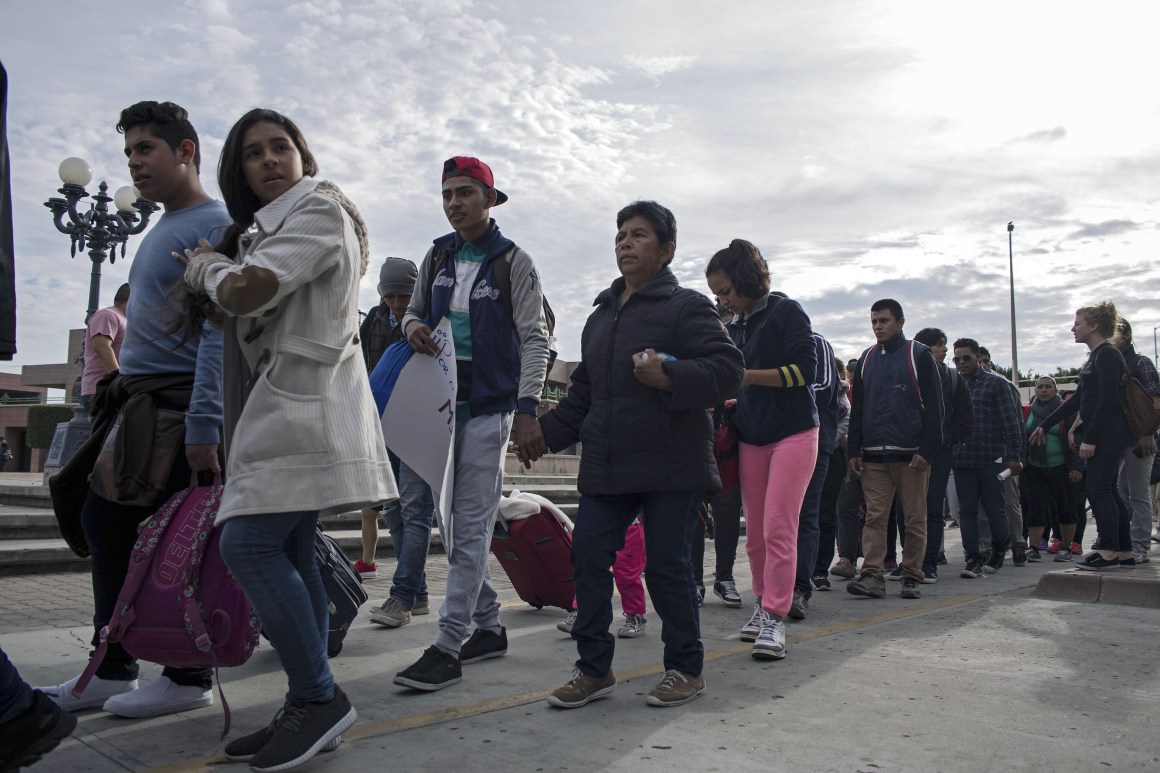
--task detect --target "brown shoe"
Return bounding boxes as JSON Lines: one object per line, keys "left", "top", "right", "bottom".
{"left": 831, "top": 557, "right": 857, "bottom": 579}
{"left": 546, "top": 669, "right": 615, "bottom": 709}
{"left": 646, "top": 670, "right": 705, "bottom": 707}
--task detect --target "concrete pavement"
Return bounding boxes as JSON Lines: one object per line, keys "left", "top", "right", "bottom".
{"left": 3, "top": 531, "right": 1159, "bottom": 772}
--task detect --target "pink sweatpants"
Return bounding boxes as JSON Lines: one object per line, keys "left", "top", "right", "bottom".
{"left": 572, "top": 519, "right": 647, "bottom": 616}
{"left": 739, "top": 428, "right": 819, "bottom": 619}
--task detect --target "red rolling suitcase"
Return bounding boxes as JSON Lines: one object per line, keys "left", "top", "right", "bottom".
{"left": 491, "top": 494, "right": 575, "bottom": 611}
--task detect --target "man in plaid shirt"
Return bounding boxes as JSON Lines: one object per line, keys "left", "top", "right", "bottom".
{"left": 951, "top": 337, "right": 1025, "bottom": 578}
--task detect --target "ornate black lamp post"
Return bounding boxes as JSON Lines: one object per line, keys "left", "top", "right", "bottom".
{"left": 42, "top": 157, "right": 157, "bottom": 468}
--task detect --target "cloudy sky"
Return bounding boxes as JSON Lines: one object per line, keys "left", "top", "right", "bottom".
{"left": 3, "top": 0, "right": 1159, "bottom": 385}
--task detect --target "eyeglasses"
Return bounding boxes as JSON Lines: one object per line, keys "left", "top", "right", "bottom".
{"left": 951, "top": 355, "right": 974, "bottom": 363}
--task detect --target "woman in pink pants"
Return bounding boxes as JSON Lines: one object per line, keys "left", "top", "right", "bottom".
{"left": 558, "top": 519, "right": 647, "bottom": 637}
{"left": 706, "top": 241, "right": 819, "bottom": 660}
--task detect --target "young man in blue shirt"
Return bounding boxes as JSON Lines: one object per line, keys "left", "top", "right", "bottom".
{"left": 38, "top": 101, "right": 230, "bottom": 718}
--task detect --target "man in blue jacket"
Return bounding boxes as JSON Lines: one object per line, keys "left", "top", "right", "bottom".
{"left": 393, "top": 157, "right": 551, "bottom": 692}
{"left": 846, "top": 300, "right": 943, "bottom": 600}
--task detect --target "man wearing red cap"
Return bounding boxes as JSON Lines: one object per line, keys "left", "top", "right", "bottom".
{"left": 393, "top": 157, "right": 551, "bottom": 691}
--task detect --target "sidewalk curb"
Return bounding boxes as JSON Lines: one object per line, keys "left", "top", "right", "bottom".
{"left": 1033, "top": 569, "right": 1160, "bottom": 608}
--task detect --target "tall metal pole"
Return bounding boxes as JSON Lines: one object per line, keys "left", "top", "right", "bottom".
{"left": 1008, "top": 221, "right": 1018, "bottom": 383}
{"left": 1153, "top": 324, "right": 1159, "bottom": 369}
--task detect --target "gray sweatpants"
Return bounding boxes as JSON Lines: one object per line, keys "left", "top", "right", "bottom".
{"left": 434, "top": 411, "right": 513, "bottom": 654}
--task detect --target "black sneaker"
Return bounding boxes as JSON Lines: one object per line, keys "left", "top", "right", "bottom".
{"left": 788, "top": 590, "right": 808, "bottom": 620}
{"left": 226, "top": 701, "right": 343, "bottom": 761}
{"left": 811, "top": 575, "right": 832, "bottom": 592}
{"left": 393, "top": 646, "right": 462, "bottom": 691}
{"left": 459, "top": 627, "right": 508, "bottom": 664}
{"left": 984, "top": 550, "right": 1005, "bottom": 574}
{"left": 886, "top": 567, "right": 904, "bottom": 581}
{"left": 713, "top": 579, "right": 743, "bottom": 606}
{"left": 960, "top": 560, "right": 986, "bottom": 579}
{"left": 1026, "top": 547, "right": 1042, "bottom": 562}
{"left": 1119, "top": 556, "right": 1137, "bottom": 569}
{"left": 901, "top": 576, "right": 921, "bottom": 599}
{"left": 1075, "top": 553, "right": 1119, "bottom": 571}
{"left": 1012, "top": 543, "right": 1028, "bottom": 567}
{"left": 696, "top": 586, "right": 706, "bottom": 607}
{"left": 0, "top": 691, "right": 77, "bottom": 771}
{"left": 921, "top": 565, "right": 938, "bottom": 584}
{"left": 248, "top": 686, "right": 356, "bottom": 773}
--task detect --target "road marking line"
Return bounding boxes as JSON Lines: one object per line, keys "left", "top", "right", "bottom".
{"left": 142, "top": 593, "right": 981, "bottom": 772}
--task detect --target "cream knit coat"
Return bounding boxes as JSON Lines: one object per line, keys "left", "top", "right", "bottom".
{"left": 196, "top": 177, "right": 396, "bottom": 522}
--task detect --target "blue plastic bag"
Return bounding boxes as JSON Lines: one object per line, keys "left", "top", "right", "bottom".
{"left": 368, "top": 338, "right": 415, "bottom": 416}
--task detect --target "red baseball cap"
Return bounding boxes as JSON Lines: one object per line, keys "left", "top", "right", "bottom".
{"left": 441, "top": 156, "right": 508, "bottom": 206}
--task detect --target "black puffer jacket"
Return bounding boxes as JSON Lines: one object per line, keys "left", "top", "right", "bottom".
{"left": 540, "top": 267, "right": 744, "bottom": 496}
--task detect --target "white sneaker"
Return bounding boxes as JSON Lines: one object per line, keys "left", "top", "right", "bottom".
{"left": 616, "top": 614, "right": 647, "bottom": 638}
{"left": 556, "top": 610, "right": 578, "bottom": 634}
{"left": 102, "top": 676, "right": 213, "bottom": 718}
{"left": 35, "top": 672, "right": 138, "bottom": 711}
{"left": 740, "top": 601, "right": 763, "bottom": 642}
{"left": 752, "top": 614, "right": 788, "bottom": 660}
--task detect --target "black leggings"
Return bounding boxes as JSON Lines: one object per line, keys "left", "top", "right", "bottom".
{"left": 711, "top": 487, "right": 743, "bottom": 581}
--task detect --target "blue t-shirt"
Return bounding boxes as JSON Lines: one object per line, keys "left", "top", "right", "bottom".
{"left": 118, "top": 199, "right": 232, "bottom": 444}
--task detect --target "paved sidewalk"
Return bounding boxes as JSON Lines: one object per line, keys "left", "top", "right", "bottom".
{"left": 3, "top": 529, "right": 1159, "bottom": 772}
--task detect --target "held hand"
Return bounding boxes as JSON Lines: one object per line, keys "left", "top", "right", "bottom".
{"left": 1028, "top": 427, "right": 1047, "bottom": 447}
{"left": 172, "top": 238, "right": 217, "bottom": 267}
{"left": 1079, "top": 442, "right": 1096, "bottom": 460}
{"left": 186, "top": 443, "right": 221, "bottom": 474}
{"left": 848, "top": 457, "right": 863, "bottom": 478}
{"left": 510, "top": 413, "right": 549, "bottom": 470}
{"left": 406, "top": 321, "right": 440, "bottom": 357}
{"left": 1006, "top": 460, "right": 1023, "bottom": 477}
{"left": 632, "top": 349, "right": 674, "bottom": 391}
{"left": 1068, "top": 469, "right": 1083, "bottom": 483}
{"left": 1139, "top": 434, "right": 1157, "bottom": 457}
{"left": 909, "top": 454, "right": 930, "bottom": 472}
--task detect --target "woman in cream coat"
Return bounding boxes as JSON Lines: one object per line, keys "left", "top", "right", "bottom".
{"left": 182, "top": 108, "right": 394, "bottom": 772}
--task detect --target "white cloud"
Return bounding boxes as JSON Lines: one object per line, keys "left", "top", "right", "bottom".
{"left": 623, "top": 54, "right": 697, "bottom": 80}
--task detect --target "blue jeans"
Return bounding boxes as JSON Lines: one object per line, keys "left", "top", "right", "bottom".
{"left": 922, "top": 446, "right": 954, "bottom": 569}
{"left": 794, "top": 449, "right": 829, "bottom": 598}
{"left": 571, "top": 491, "right": 703, "bottom": 678}
{"left": 386, "top": 460, "right": 433, "bottom": 607}
{"left": 0, "top": 645, "right": 34, "bottom": 725}
{"left": 219, "top": 511, "right": 333, "bottom": 703}
{"left": 1087, "top": 417, "right": 1134, "bottom": 552}
{"left": 954, "top": 463, "right": 1011, "bottom": 562}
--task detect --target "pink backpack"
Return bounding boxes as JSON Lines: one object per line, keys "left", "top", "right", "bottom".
{"left": 74, "top": 478, "right": 260, "bottom": 733}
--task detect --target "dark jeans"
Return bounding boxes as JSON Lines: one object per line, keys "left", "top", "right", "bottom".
{"left": 815, "top": 446, "right": 846, "bottom": 577}
{"left": 1022, "top": 464, "right": 1075, "bottom": 527}
{"left": 712, "top": 487, "right": 743, "bottom": 581}
{"left": 79, "top": 457, "right": 212, "bottom": 688}
{"left": 795, "top": 449, "right": 831, "bottom": 598}
{"left": 1085, "top": 418, "right": 1134, "bottom": 552}
{"left": 886, "top": 496, "right": 903, "bottom": 561}
{"left": 691, "top": 517, "right": 705, "bottom": 587}
{"left": 954, "top": 463, "right": 1011, "bottom": 563}
{"left": 922, "top": 446, "right": 954, "bottom": 569}
{"left": 572, "top": 491, "right": 702, "bottom": 678}
{"left": 386, "top": 461, "right": 434, "bottom": 606}
{"left": 836, "top": 473, "right": 863, "bottom": 560}
{"left": 0, "top": 645, "right": 34, "bottom": 724}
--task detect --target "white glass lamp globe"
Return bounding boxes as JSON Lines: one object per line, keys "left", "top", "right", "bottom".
{"left": 113, "top": 186, "right": 138, "bottom": 212}
{"left": 58, "top": 157, "right": 92, "bottom": 186}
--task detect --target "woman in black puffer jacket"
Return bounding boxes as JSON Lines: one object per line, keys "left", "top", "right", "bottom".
{"left": 535, "top": 201, "right": 743, "bottom": 710}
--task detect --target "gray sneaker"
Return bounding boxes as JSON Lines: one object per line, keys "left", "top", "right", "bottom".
{"left": 617, "top": 614, "right": 647, "bottom": 638}
{"left": 369, "top": 597, "right": 411, "bottom": 627}
{"left": 740, "top": 601, "right": 763, "bottom": 642}
{"left": 412, "top": 595, "right": 430, "bottom": 615}
{"left": 751, "top": 612, "right": 787, "bottom": 660}
{"left": 1054, "top": 550, "right": 1073, "bottom": 563}
{"left": 248, "top": 686, "right": 356, "bottom": 773}
{"left": 556, "top": 610, "right": 578, "bottom": 634}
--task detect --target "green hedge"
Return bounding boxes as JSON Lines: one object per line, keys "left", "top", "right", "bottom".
{"left": 26, "top": 405, "right": 77, "bottom": 448}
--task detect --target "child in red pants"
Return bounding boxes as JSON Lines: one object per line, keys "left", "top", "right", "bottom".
{"left": 558, "top": 518, "right": 647, "bottom": 637}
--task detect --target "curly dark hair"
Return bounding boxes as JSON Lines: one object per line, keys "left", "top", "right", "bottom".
{"left": 704, "top": 239, "right": 771, "bottom": 300}
{"left": 116, "top": 101, "right": 201, "bottom": 172}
